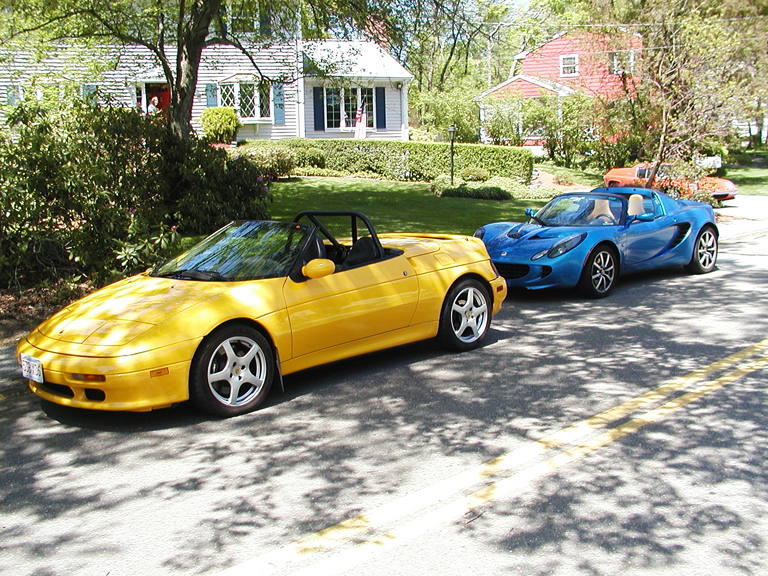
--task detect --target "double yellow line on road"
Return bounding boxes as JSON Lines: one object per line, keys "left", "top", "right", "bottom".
{"left": 217, "top": 338, "right": 768, "bottom": 576}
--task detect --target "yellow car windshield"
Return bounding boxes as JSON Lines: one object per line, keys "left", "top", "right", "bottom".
{"left": 151, "top": 221, "right": 312, "bottom": 281}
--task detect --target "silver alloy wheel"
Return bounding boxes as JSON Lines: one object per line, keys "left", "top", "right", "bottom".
{"left": 450, "top": 285, "right": 489, "bottom": 344}
{"left": 590, "top": 250, "right": 616, "bottom": 294}
{"left": 695, "top": 228, "right": 717, "bottom": 271}
{"left": 206, "top": 335, "right": 268, "bottom": 407}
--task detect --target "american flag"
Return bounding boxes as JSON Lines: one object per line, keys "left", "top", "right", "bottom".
{"left": 354, "top": 96, "right": 367, "bottom": 139}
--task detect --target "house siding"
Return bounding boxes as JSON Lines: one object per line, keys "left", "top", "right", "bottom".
{"left": 517, "top": 32, "right": 641, "bottom": 99}
{"left": 1, "top": 41, "right": 410, "bottom": 141}
{"left": 189, "top": 43, "right": 299, "bottom": 139}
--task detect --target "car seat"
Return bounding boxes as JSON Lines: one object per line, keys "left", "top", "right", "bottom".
{"left": 628, "top": 194, "right": 645, "bottom": 216}
{"left": 344, "top": 236, "right": 378, "bottom": 267}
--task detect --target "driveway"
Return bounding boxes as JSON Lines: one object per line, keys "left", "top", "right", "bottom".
{"left": 715, "top": 194, "right": 768, "bottom": 243}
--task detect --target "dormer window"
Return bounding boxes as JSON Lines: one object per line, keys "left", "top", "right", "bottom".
{"left": 560, "top": 55, "right": 579, "bottom": 77}
{"left": 223, "top": 1, "right": 271, "bottom": 36}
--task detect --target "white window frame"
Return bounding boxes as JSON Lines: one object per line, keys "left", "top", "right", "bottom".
{"left": 608, "top": 51, "right": 635, "bottom": 75}
{"left": 559, "top": 54, "right": 579, "bottom": 77}
{"left": 323, "top": 86, "right": 375, "bottom": 132}
{"left": 218, "top": 79, "right": 271, "bottom": 123}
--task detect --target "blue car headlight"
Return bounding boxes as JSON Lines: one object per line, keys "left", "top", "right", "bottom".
{"left": 532, "top": 233, "right": 586, "bottom": 260}
{"left": 474, "top": 227, "right": 485, "bottom": 240}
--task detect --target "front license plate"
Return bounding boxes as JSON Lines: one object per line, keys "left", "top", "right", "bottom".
{"left": 21, "top": 353, "right": 44, "bottom": 383}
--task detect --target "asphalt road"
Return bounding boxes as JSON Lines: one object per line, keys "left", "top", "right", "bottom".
{"left": 1, "top": 196, "right": 767, "bottom": 576}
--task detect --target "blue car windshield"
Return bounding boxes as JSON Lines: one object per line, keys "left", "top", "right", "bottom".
{"left": 151, "top": 221, "right": 312, "bottom": 281}
{"left": 534, "top": 195, "right": 623, "bottom": 227}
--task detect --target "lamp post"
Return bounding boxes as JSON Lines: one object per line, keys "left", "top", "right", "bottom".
{"left": 448, "top": 123, "right": 456, "bottom": 185}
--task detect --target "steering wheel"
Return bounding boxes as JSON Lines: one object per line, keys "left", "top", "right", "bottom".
{"left": 594, "top": 213, "right": 617, "bottom": 224}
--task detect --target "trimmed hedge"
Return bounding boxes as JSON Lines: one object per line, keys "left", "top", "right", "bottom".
{"left": 292, "top": 146, "right": 326, "bottom": 168}
{"left": 241, "top": 138, "right": 533, "bottom": 183}
{"left": 236, "top": 146, "right": 295, "bottom": 178}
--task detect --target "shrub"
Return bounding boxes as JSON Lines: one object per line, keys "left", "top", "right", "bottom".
{"left": 459, "top": 166, "right": 490, "bottom": 181}
{"left": 408, "top": 126, "right": 438, "bottom": 142}
{"left": 239, "top": 146, "right": 295, "bottom": 178}
{"left": 432, "top": 175, "right": 514, "bottom": 201}
{"left": 430, "top": 174, "right": 460, "bottom": 196}
{"left": 292, "top": 146, "right": 326, "bottom": 168}
{"left": 292, "top": 166, "right": 349, "bottom": 177}
{"left": 171, "top": 144, "right": 274, "bottom": 235}
{"left": 200, "top": 107, "right": 242, "bottom": 143}
{"left": 0, "top": 100, "right": 272, "bottom": 288}
{"left": 440, "top": 182, "right": 513, "bottom": 201}
{"left": 484, "top": 176, "right": 529, "bottom": 197}
{"left": 252, "top": 138, "right": 534, "bottom": 183}
{"left": 1, "top": 101, "right": 172, "bottom": 286}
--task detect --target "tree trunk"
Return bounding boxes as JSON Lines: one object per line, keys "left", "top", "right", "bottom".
{"left": 168, "top": 0, "right": 223, "bottom": 139}
{"left": 646, "top": 107, "right": 669, "bottom": 189}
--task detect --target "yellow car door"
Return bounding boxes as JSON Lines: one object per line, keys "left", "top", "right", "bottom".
{"left": 283, "top": 255, "right": 419, "bottom": 359}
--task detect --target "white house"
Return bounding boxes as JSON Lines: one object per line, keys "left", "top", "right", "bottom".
{"left": 0, "top": 40, "right": 413, "bottom": 141}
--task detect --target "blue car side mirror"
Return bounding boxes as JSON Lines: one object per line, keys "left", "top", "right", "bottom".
{"left": 525, "top": 208, "right": 536, "bottom": 218}
{"left": 628, "top": 213, "right": 655, "bottom": 223}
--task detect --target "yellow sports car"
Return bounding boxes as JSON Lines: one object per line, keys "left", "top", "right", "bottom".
{"left": 18, "top": 211, "right": 507, "bottom": 416}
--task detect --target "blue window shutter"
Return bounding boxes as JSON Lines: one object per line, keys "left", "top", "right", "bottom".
{"left": 205, "top": 84, "right": 218, "bottom": 107}
{"left": 375, "top": 87, "right": 386, "bottom": 130}
{"left": 81, "top": 84, "right": 97, "bottom": 99}
{"left": 313, "top": 87, "right": 325, "bottom": 131}
{"left": 273, "top": 84, "right": 285, "bottom": 125}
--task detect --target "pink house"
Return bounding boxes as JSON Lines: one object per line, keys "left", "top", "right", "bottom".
{"left": 476, "top": 30, "right": 641, "bottom": 145}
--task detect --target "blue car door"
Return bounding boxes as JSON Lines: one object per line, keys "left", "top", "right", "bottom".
{"left": 622, "top": 194, "right": 677, "bottom": 268}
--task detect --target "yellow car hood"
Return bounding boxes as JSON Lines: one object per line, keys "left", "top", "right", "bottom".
{"left": 34, "top": 275, "right": 225, "bottom": 348}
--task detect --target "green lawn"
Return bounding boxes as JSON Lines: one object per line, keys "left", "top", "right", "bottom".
{"left": 534, "top": 163, "right": 605, "bottom": 188}
{"left": 726, "top": 163, "right": 768, "bottom": 196}
{"left": 270, "top": 177, "right": 542, "bottom": 235}
{"left": 266, "top": 158, "right": 767, "bottom": 237}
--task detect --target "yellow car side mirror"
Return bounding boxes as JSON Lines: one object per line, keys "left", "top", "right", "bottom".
{"left": 302, "top": 258, "right": 335, "bottom": 279}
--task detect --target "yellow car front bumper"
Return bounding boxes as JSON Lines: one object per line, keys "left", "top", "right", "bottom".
{"left": 17, "top": 337, "right": 199, "bottom": 412}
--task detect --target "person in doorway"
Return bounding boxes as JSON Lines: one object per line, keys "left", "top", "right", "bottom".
{"left": 147, "top": 96, "right": 160, "bottom": 115}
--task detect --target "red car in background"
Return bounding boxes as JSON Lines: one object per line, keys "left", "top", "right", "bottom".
{"left": 604, "top": 163, "right": 738, "bottom": 201}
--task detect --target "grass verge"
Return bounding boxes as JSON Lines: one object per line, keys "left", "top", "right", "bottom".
{"left": 726, "top": 163, "right": 768, "bottom": 196}
{"left": 269, "top": 176, "right": 541, "bottom": 235}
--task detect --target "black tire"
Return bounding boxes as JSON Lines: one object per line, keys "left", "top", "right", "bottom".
{"left": 189, "top": 324, "right": 274, "bottom": 417}
{"left": 437, "top": 279, "right": 491, "bottom": 352}
{"left": 685, "top": 225, "right": 718, "bottom": 274}
{"left": 578, "top": 245, "right": 618, "bottom": 298}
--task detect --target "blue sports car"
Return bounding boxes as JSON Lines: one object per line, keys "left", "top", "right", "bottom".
{"left": 475, "top": 187, "right": 718, "bottom": 298}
